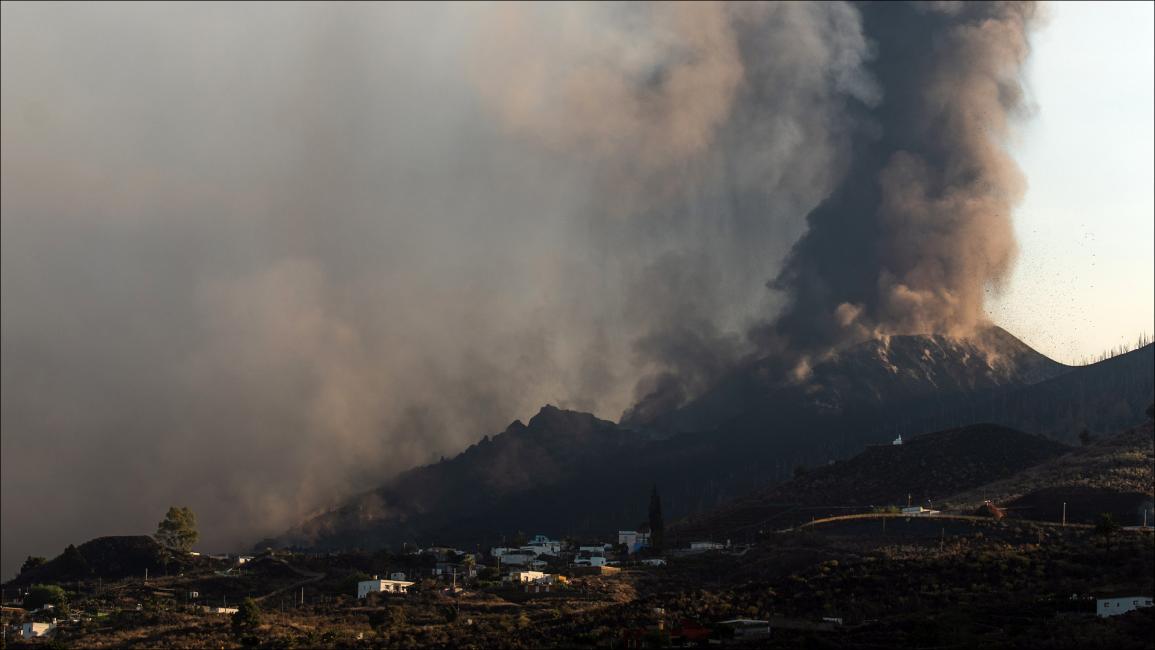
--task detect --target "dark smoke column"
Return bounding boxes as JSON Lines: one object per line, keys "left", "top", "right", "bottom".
{"left": 762, "top": 1, "right": 1038, "bottom": 356}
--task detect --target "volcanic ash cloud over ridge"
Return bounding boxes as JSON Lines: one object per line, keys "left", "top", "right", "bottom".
{"left": 0, "top": 1, "right": 1038, "bottom": 576}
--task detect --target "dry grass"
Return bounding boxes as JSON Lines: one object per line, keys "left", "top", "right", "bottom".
{"left": 942, "top": 422, "right": 1154, "bottom": 511}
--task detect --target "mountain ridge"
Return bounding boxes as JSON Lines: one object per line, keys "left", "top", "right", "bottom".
{"left": 269, "top": 331, "right": 1151, "bottom": 553}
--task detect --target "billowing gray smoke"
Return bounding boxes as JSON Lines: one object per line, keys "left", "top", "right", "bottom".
{"left": 628, "top": 1, "right": 1039, "bottom": 419}
{"left": 762, "top": 1, "right": 1038, "bottom": 359}
{"left": 0, "top": 1, "right": 1034, "bottom": 577}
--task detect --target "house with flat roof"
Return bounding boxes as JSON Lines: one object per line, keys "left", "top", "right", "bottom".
{"left": 22, "top": 621, "right": 56, "bottom": 639}
{"left": 1097, "top": 595, "right": 1153, "bottom": 618}
{"left": 358, "top": 577, "right": 416, "bottom": 598}
{"left": 618, "top": 530, "right": 650, "bottom": 553}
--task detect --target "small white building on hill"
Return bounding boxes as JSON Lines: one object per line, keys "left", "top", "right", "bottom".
{"left": 510, "top": 570, "right": 546, "bottom": 583}
{"left": 22, "top": 621, "right": 56, "bottom": 639}
{"left": 525, "top": 534, "right": 562, "bottom": 556}
{"left": 901, "top": 506, "right": 939, "bottom": 516}
{"left": 1097, "top": 595, "right": 1153, "bottom": 618}
{"left": 618, "top": 530, "right": 650, "bottom": 553}
{"left": 358, "top": 577, "right": 416, "bottom": 598}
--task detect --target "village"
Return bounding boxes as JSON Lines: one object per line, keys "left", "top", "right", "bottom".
{"left": 2, "top": 523, "right": 763, "bottom": 646}
{"left": 355, "top": 530, "right": 723, "bottom": 596}
{"left": 4, "top": 420, "right": 1153, "bottom": 647}
{"left": 5, "top": 511, "right": 1153, "bottom": 648}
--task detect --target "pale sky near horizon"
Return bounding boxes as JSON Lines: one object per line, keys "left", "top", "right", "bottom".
{"left": 990, "top": 0, "right": 1155, "bottom": 364}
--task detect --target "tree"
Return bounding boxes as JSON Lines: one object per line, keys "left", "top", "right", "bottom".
{"left": 232, "top": 597, "right": 262, "bottom": 636}
{"left": 155, "top": 506, "right": 199, "bottom": 552}
{"left": 59, "top": 544, "right": 90, "bottom": 578}
{"left": 1095, "top": 513, "right": 1121, "bottom": 550}
{"left": 1078, "top": 428, "right": 1092, "bottom": 446}
{"left": 648, "top": 485, "right": 665, "bottom": 552}
{"left": 23, "top": 584, "right": 67, "bottom": 611}
{"left": 20, "top": 556, "right": 47, "bottom": 574}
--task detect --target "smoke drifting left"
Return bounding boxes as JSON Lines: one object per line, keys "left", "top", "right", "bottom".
{"left": 0, "top": 2, "right": 1035, "bottom": 577}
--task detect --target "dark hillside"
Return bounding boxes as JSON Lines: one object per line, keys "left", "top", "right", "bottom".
{"left": 671, "top": 424, "right": 1069, "bottom": 541}
{"left": 273, "top": 334, "right": 1151, "bottom": 555}
{"left": 903, "top": 344, "right": 1154, "bottom": 444}
{"left": 1004, "top": 486, "right": 1153, "bottom": 526}
{"left": 629, "top": 326, "right": 1067, "bottom": 434}
{"left": 278, "top": 406, "right": 649, "bottom": 550}
{"left": 943, "top": 421, "right": 1154, "bottom": 517}
{"left": 6, "top": 536, "right": 216, "bottom": 586}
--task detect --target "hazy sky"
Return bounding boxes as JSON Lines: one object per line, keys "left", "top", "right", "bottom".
{"left": 990, "top": 1, "right": 1155, "bottom": 363}
{"left": 1, "top": 1, "right": 1152, "bottom": 580}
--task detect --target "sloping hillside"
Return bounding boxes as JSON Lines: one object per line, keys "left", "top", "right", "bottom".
{"left": 277, "top": 406, "right": 649, "bottom": 550}
{"left": 906, "top": 344, "right": 1155, "bottom": 444}
{"left": 626, "top": 326, "right": 1068, "bottom": 433}
{"left": 671, "top": 424, "right": 1069, "bottom": 541}
{"left": 8, "top": 536, "right": 213, "bottom": 586}
{"left": 942, "top": 420, "right": 1154, "bottom": 525}
{"left": 274, "top": 332, "right": 1153, "bottom": 554}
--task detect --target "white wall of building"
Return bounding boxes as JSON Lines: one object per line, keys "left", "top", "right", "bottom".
{"left": 1097, "top": 596, "right": 1153, "bottom": 617}
{"left": 22, "top": 622, "right": 55, "bottom": 639}
{"left": 357, "top": 579, "right": 415, "bottom": 598}
{"left": 618, "top": 530, "right": 650, "bottom": 553}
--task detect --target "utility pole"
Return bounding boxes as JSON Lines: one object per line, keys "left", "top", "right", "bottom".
{"left": 144, "top": 568, "right": 148, "bottom": 585}
{"left": 1062, "top": 502, "right": 1067, "bottom": 527}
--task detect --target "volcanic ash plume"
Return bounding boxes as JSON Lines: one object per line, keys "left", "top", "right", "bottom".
{"left": 1, "top": 1, "right": 878, "bottom": 573}
{"left": 761, "top": 1, "right": 1038, "bottom": 357}
{"left": 1, "top": 1, "right": 1040, "bottom": 575}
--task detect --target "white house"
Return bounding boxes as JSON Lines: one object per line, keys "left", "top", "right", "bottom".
{"left": 892, "top": 435, "right": 903, "bottom": 445}
{"left": 640, "top": 558, "right": 667, "bottom": 567}
{"left": 22, "top": 621, "right": 56, "bottom": 639}
{"left": 575, "top": 555, "right": 607, "bottom": 567}
{"left": 200, "top": 606, "right": 239, "bottom": 615}
{"left": 1097, "top": 596, "right": 1153, "bottom": 618}
{"left": 358, "top": 577, "right": 416, "bottom": 598}
{"left": 689, "top": 541, "right": 725, "bottom": 551}
{"left": 526, "top": 535, "right": 562, "bottom": 556}
{"left": 618, "top": 530, "right": 650, "bottom": 553}
{"left": 901, "top": 506, "right": 939, "bottom": 516}
{"left": 509, "top": 570, "right": 546, "bottom": 583}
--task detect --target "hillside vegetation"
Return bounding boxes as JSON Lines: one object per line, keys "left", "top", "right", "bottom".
{"left": 944, "top": 422, "right": 1154, "bottom": 511}
{"left": 10, "top": 536, "right": 217, "bottom": 587}
{"left": 672, "top": 424, "right": 1069, "bottom": 541}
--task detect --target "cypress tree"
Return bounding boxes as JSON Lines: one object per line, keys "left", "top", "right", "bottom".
{"left": 648, "top": 485, "right": 664, "bottom": 552}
